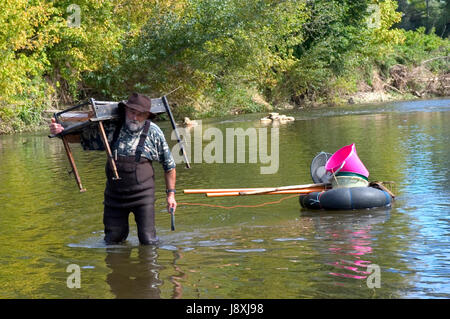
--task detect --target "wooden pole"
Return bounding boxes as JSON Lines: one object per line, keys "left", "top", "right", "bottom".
{"left": 98, "top": 120, "right": 120, "bottom": 180}
{"left": 90, "top": 98, "right": 120, "bottom": 180}
{"left": 184, "top": 183, "right": 330, "bottom": 195}
{"left": 369, "top": 181, "right": 396, "bottom": 199}
{"left": 61, "top": 136, "right": 86, "bottom": 192}
{"left": 239, "top": 183, "right": 330, "bottom": 195}
{"left": 51, "top": 111, "right": 86, "bottom": 192}
{"left": 184, "top": 188, "right": 277, "bottom": 194}
{"left": 206, "top": 188, "right": 325, "bottom": 197}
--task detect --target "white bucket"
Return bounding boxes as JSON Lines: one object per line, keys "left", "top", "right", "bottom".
{"left": 331, "top": 173, "right": 369, "bottom": 189}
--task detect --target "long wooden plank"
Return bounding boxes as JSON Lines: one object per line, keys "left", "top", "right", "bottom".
{"left": 184, "top": 188, "right": 276, "bottom": 194}
{"left": 184, "top": 183, "right": 329, "bottom": 194}
{"left": 206, "top": 188, "right": 325, "bottom": 197}
{"left": 239, "top": 183, "right": 330, "bottom": 195}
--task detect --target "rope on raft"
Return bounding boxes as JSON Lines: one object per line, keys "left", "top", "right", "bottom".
{"left": 177, "top": 194, "right": 299, "bottom": 210}
{"left": 156, "top": 194, "right": 299, "bottom": 210}
{"left": 155, "top": 182, "right": 396, "bottom": 211}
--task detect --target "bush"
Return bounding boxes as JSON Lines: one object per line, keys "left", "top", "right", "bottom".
{"left": 0, "top": 0, "right": 449, "bottom": 133}
{"left": 392, "top": 27, "right": 449, "bottom": 67}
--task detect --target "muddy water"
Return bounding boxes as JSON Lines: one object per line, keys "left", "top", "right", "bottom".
{"left": 0, "top": 98, "right": 449, "bottom": 298}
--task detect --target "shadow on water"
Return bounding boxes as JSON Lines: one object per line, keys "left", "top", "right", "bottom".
{"left": 104, "top": 245, "right": 163, "bottom": 299}
{"left": 68, "top": 237, "right": 189, "bottom": 299}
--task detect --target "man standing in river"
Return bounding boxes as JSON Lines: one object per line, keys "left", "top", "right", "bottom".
{"left": 49, "top": 93, "right": 177, "bottom": 245}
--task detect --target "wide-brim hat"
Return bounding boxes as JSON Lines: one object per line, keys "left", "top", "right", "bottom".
{"left": 118, "top": 92, "right": 152, "bottom": 113}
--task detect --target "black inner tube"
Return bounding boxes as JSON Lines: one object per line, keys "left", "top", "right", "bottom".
{"left": 299, "top": 187, "right": 392, "bottom": 210}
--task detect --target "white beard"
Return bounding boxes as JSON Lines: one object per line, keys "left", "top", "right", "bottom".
{"left": 125, "top": 118, "right": 145, "bottom": 132}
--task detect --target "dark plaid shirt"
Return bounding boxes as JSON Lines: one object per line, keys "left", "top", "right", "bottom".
{"left": 80, "top": 120, "right": 176, "bottom": 172}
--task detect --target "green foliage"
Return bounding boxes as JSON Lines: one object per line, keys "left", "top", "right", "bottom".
{"left": 102, "top": 0, "right": 309, "bottom": 113}
{"left": 274, "top": 0, "right": 402, "bottom": 105}
{"left": 0, "top": 0, "right": 449, "bottom": 133}
{"left": 372, "top": 26, "right": 449, "bottom": 79}
{"left": 0, "top": 0, "right": 63, "bottom": 131}
{"left": 393, "top": 27, "right": 449, "bottom": 65}
{"left": 396, "top": 0, "right": 449, "bottom": 37}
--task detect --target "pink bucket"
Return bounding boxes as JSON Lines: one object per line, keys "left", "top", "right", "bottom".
{"left": 325, "top": 143, "right": 369, "bottom": 178}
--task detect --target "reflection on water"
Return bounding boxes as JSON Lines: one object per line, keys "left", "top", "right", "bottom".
{"left": 304, "top": 209, "right": 390, "bottom": 283}
{"left": 105, "top": 246, "right": 162, "bottom": 299}
{"left": 0, "top": 98, "right": 449, "bottom": 298}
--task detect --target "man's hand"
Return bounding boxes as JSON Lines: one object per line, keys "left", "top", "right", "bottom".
{"left": 49, "top": 118, "right": 64, "bottom": 135}
{"left": 167, "top": 192, "right": 177, "bottom": 214}
{"left": 164, "top": 168, "right": 177, "bottom": 214}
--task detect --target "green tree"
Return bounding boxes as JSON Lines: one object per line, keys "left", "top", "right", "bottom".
{"left": 396, "top": 0, "right": 449, "bottom": 37}
{"left": 94, "top": 0, "right": 309, "bottom": 115}
{"left": 0, "top": 0, "right": 448, "bottom": 133}
{"left": 273, "top": 0, "right": 403, "bottom": 105}
{"left": 0, "top": 0, "right": 65, "bottom": 131}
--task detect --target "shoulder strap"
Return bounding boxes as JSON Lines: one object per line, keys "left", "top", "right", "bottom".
{"left": 135, "top": 120, "right": 151, "bottom": 162}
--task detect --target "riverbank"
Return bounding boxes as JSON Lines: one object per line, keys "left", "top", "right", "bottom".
{"left": 1, "top": 62, "right": 448, "bottom": 135}
{"left": 1, "top": 92, "right": 447, "bottom": 137}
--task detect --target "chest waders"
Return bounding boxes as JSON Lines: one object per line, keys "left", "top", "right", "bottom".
{"left": 103, "top": 120, "right": 158, "bottom": 245}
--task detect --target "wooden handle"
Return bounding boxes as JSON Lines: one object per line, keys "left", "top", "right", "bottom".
{"left": 61, "top": 136, "right": 86, "bottom": 192}
{"left": 98, "top": 121, "right": 120, "bottom": 180}
{"left": 370, "top": 181, "right": 396, "bottom": 198}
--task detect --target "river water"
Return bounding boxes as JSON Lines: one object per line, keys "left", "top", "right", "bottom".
{"left": 0, "top": 98, "right": 449, "bottom": 299}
